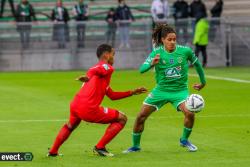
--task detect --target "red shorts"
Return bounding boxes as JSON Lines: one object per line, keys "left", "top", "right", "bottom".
{"left": 69, "top": 106, "right": 119, "bottom": 126}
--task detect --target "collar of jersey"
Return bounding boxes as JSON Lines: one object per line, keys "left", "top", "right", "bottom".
{"left": 163, "top": 45, "right": 177, "bottom": 55}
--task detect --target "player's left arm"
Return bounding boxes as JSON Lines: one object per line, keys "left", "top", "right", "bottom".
{"left": 188, "top": 48, "right": 206, "bottom": 91}
{"left": 106, "top": 87, "right": 147, "bottom": 100}
{"left": 193, "top": 60, "right": 206, "bottom": 90}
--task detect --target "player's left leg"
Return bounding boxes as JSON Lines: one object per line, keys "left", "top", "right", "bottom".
{"left": 178, "top": 102, "right": 197, "bottom": 152}
{"left": 48, "top": 111, "right": 81, "bottom": 156}
{"left": 172, "top": 90, "right": 197, "bottom": 152}
{"left": 93, "top": 107, "right": 127, "bottom": 157}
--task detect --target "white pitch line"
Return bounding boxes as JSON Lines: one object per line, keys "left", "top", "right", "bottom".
{"left": 149, "top": 114, "right": 250, "bottom": 119}
{"left": 0, "top": 119, "right": 67, "bottom": 123}
{"left": 0, "top": 114, "right": 250, "bottom": 123}
{"left": 189, "top": 74, "right": 250, "bottom": 84}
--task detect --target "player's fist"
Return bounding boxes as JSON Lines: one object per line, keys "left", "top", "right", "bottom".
{"left": 132, "top": 87, "right": 147, "bottom": 95}
{"left": 193, "top": 83, "right": 205, "bottom": 91}
{"left": 76, "top": 76, "right": 90, "bottom": 82}
{"left": 151, "top": 54, "right": 160, "bottom": 66}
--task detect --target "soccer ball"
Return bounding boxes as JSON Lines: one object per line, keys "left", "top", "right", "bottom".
{"left": 185, "top": 94, "right": 205, "bottom": 113}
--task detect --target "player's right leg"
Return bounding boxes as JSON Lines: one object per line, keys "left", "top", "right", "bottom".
{"left": 48, "top": 110, "right": 81, "bottom": 157}
{"left": 124, "top": 88, "right": 166, "bottom": 153}
{"left": 123, "top": 104, "right": 156, "bottom": 153}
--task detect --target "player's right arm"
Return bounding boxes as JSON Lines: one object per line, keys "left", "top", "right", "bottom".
{"left": 139, "top": 51, "right": 160, "bottom": 73}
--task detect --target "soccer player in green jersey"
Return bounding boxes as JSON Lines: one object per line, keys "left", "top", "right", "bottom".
{"left": 124, "top": 24, "right": 206, "bottom": 153}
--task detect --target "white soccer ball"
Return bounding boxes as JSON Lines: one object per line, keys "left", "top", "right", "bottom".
{"left": 185, "top": 94, "right": 205, "bottom": 113}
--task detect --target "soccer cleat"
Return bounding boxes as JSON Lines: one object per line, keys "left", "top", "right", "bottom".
{"left": 47, "top": 152, "right": 63, "bottom": 157}
{"left": 47, "top": 148, "right": 63, "bottom": 157}
{"left": 93, "top": 146, "right": 114, "bottom": 157}
{"left": 122, "top": 147, "right": 141, "bottom": 154}
{"left": 180, "top": 139, "right": 198, "bottom": 152}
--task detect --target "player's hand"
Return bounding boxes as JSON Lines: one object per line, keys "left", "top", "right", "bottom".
{"left": 131, "top": 87, "right": 147, "bottom": 95}
{"left": 75, "top": 76, "right": 90, "bottom": 82}
{"left": 193, "top": 83, "right": 205, "bottom": 91}
{"left": 151, "top": 54, "right": 160, "bottom": 66}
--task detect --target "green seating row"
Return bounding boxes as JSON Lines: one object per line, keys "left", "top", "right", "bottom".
{"left": 13, "top": 0, "right": 109, "bottom": 3}
{"left": 0, "top": 21, "right": 152, "bottom": 29}
{"left": 4, "top": 4, "right": 150, "bottom": 12}
{"left": 0, "top": 31, "right": 148, "bottom": 40}
{"left": 0, "top": 13, "right": 151, "bottom": 21}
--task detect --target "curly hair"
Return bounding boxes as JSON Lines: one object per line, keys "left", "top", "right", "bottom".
{"left": 152, "top": 24, "right": 176, "bottom": 47}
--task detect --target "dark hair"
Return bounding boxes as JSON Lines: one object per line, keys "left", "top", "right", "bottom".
{"left": 96, "top": 44, "right": 113, "bottom": 59}
{"left": 152, "top": 24, "right": 176, "bottom": 47}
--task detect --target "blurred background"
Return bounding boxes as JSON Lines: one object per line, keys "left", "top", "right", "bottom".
{"left": 0, "top": 0, "right": 249, "bottom": 71}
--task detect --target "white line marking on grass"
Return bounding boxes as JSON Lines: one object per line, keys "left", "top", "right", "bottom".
{"left": 189, "top": 74, "right": 250, "bottom": 84}
{"left": 0, "top": 114, "right": 250, "bottom": 123}
{"left": 0, "top": 119, "right": 67, "bottom": 123}
{"left": 149, "top": 114, "right": 250, "bottom": 119}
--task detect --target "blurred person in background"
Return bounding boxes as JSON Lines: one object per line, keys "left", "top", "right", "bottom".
{"left": 193, "top": 13, "right": 209, "bottom": 67}
{"left": 189, "top": 0, "right": 207, "bottom": 36}
{"left": 105, "top": 8, "right": 117, "bottom": 47}
{"left": 72, "top": 0, "right": 89, "bottom": 48}
{"left": 151, "top": 0, "right": 169, "bottom": 28}
{"left": 189, "top": 0, "right": 207, "bottom": 19}
{"left": 210, "top": 0, "right": 223, "bottom": 41}
{"left": 51, "top": 0, "right": 70, "bottom": 49}
{"left": 15, "top": 0, "right": 36, "bottom": 49}
{"left": 173, "top": 0, "right": 189, "bottom": 44}
{"left": 0, "top": 0, "right": 15, "bottom": 18}
{"left": 210, "top": 0, "right": 223, "bottom": 18}
{"left": 116, "top": 0, "right": 134, "bottom": 49}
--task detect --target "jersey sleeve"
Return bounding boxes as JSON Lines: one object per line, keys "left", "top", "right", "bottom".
{"left": 187, "top": 47, "right": 198, "bottom": 65}
{"left": 106, "top": 87, "right": 132, "bottom": 100}
{"left": 193, "top": 60, "right": 206, "bottom": 85}
{"left": 187, "top": 47, "right": 206, "bottom": 85}
{"left": 87, "top": 64, "right": 113, "bottom": 78}
{"left": 139, "top": 50, "right": 156, "bottom": 73}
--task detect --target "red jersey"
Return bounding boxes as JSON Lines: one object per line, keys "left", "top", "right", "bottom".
{"left": 71, "top": 61, "right": 132, "bottom": 112}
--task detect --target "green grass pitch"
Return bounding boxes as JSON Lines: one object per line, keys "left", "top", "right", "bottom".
{"left": 0, "top": 67, "right": 250, "bottom": 167}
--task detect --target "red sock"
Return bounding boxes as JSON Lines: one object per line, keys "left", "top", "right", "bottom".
{"left": 49, "top": 124, "right": 72, "bottom": 154}
{"left": 96, "top": 122, "right": 124, "bottom": 149}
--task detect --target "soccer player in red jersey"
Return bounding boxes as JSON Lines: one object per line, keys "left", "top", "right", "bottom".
{"left": 48, "top": 44, "right": 147, "bottom": 157}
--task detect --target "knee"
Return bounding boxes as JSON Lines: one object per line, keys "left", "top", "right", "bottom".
{"left": 118, "top": 113, "right": 127, "bottom": 125}
{"left": 67, "top": 123, "right": 77, "bottom": 131}
{"left": 121, "top": 114, "right": 128, "bottom": 123}
{"left": 66, "top": 123, "right": 73, "bottom": 131}
{"left": 136, "top": 113, "right": 147, "bottom": 124}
